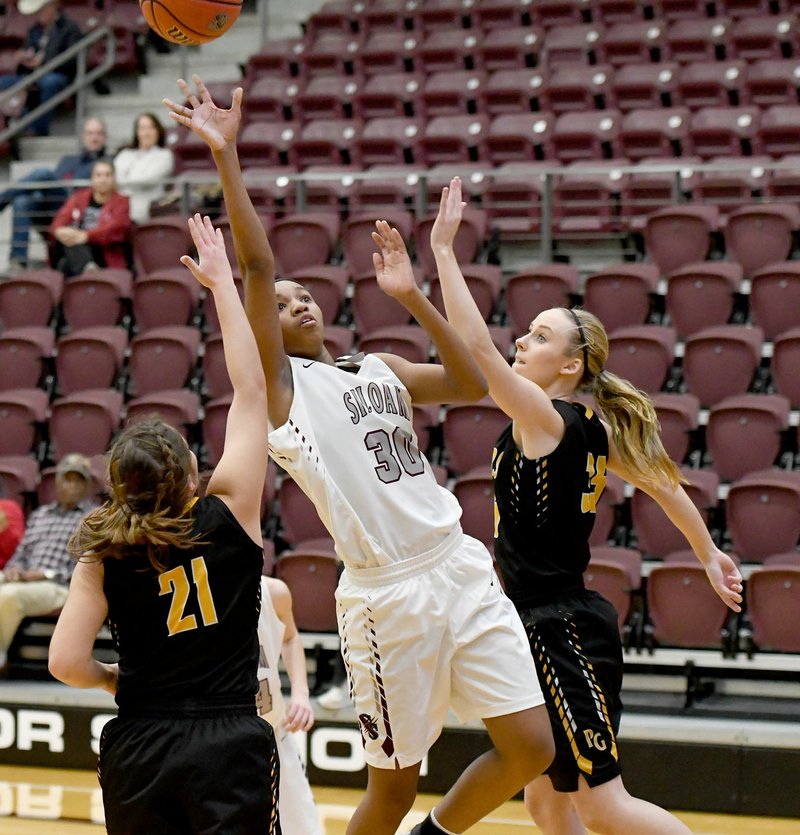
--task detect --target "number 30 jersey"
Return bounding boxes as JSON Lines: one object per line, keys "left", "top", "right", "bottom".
{"left": 269, "top": 354, "right": 462, "bottom": 570}
{"left": 492, "top": 399, "right": 610, "bottom": 609}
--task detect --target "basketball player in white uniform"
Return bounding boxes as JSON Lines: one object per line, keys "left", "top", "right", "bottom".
{"left": 165, "top": 76, "right": 554, "bottom": 835}
{"left": 257, "top": 576, "right": 322, "bottom": 835}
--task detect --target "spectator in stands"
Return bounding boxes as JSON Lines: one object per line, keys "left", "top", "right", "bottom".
{"left": 0, "top": 493, "right": 25, "bottom": 571}
{"left": 48, "top": 159, "right": 131, "bottom": 277}
{"left": 113, "top": 112, "right": 174, "bottom": 223}
{"left": 0, "top": 116, "right": 108, "bottom": 274}
{"left": 0, "top": 0, "right": 83, "bottom": 137}
{"left": 0, "top": 453, "right": 94, "bottom": 674}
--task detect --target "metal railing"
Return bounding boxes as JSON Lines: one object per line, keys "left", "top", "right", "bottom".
{"left": 2, "top": 156, "right": 798, "bottom": 266}
{"left": 0, "top": 24, "right": 116, "bottom": 145}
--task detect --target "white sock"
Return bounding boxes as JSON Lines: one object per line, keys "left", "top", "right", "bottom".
{"left": 430, "top": 809, "right": 459, "bottom": 835}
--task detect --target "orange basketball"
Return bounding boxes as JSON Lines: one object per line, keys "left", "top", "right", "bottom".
{"left": 139, "top": 0, "right": 242, "bottom": 46}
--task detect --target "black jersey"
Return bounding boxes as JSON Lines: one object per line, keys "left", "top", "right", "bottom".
{"left": 104, "top": 494, "right": 264, "bottom": 713}
{"left": 492, "top": 399, "right": 610, "bottom": 608}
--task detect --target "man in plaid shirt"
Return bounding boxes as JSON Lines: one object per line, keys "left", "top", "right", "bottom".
{"left": 0, "top": 453, "right": 96, "bottom": 673}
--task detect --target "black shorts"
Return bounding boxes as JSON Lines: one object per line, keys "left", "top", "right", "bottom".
{"left": 519, "top": 589, "right": 624, "bottom": 793}
{"left": 99, "top": 710, "right": 281, "bottom": 834}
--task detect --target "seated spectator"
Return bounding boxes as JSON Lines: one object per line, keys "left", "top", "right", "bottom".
{"left": 0, "top": 116, "right": 108, "bottom": 274}
{"left": 49, "top": 159, "right": 131, "bottom": 277}
{"left": 0, "top": 495, "right": 25, "bottom": 571}
{"left": 113, "top": 112, "right": 174, "bottom": 223}
{"left": 0, "top": 0, "right": 83, "bottom": 137}
{"left": 0, "top": 453, "right": 95, "bottom": 674}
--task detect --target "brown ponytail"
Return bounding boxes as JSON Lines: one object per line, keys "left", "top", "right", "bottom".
{"left": 69, "top": 418, "right": 204, "bottom": 571}
{"left": 566, "top": 308, "right": 685, "bottom": 489}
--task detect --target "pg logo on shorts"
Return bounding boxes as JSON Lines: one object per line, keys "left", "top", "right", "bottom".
{"left": 583, "top": 728, "right": 608, "bottom": 751}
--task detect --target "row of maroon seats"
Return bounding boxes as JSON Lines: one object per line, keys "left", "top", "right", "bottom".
{"left": 584, "top": 544, "right": 800, "bottom": 654}
{"left": 0, "top": 346, "right": 797, "bottom": 475}
{"left": 246, "top": 16, "right": 800, "bottom": 84}
{"left": 4, "top": 253, "right": 800, "bottom": 368}
{"left": 303, "top": 0, "right": 800, "bottom": 40}
{"left": 205, "top": 61, "right": 800, "bottom": 129}
{"left": 168, "top": 105, "right": 800, "bottom": 173}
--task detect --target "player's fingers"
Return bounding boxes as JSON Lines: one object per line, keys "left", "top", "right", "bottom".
{"left": 372, "top": 251, "right": 383, "bottom": 272}
{"left": 389, "top": 226, "right": 406, "bottom": 250}
{"left": 162, "top": 97, "right": 187, "bottom": 115}
{"left": 180, "top": 255, "right": 200, "bottom": 275}
{"left": 191, "top": 73, "right": 208, "bottom": 102}
{"left": 231, "top": 87, "right": 244, "bottom": 112}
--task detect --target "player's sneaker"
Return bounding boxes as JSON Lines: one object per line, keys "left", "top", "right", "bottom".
{"left": 316, "top": 683, "right": 349, "bottom": 710}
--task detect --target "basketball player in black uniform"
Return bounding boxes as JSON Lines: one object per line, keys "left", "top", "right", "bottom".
{"left": 49, "top": 215, "right": 280, "bottom": 834}
{"left": 431, "top": 178, "right": 744, "bottom": 835}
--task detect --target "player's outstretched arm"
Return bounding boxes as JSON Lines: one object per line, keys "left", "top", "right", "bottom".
{"left": 433, "top": 178, "right": 563, "bottom": 442}
{"left": 49, "top": 559, "right": 118, "bottom": 694}
{"left": 164, "top": 75, "right": 293, "bottom": 426}
{"left": 370, "top": 217, "right": 487, "bottom": 405}
{"left": 181, "top": 214, "right": 267, "bottom": 543}
{"left": 608, "top": 444, "right": 744, "bottom": 613}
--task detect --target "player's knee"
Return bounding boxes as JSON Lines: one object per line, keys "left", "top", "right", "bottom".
{"left": 364, "top": 773, "right": 417, "bottom": 821}
{"left": 573, "top": 791, "right": 619, "bottom": 834}
{"left": 525, "top": 801, "right": 571, "bottom": 835}
{"left": 514, "top": 717, "right": 556, "bottom": 780}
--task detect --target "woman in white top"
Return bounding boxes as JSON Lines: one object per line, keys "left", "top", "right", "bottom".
{"left": 113, "top": 112, "right": 174, "bottom": 224}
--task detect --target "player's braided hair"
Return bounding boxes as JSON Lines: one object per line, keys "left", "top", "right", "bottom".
{"left": 565, "top": 308, "right": 685, "bottom": 489}
{"left": 69, "top": 418, "right": 204, "bottom": 571}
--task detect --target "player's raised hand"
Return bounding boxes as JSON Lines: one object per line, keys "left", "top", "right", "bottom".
{"left": 181, "top": 214, "right": 234, "bottom": 289}
{"left": 163, "top": 74, "right": 243, "bottom": 151}
{"left": 430, "top": 176, "right": 466, "bottom": 252}
{"left": 371, "top": 220, "right": 418, "bottom": 301}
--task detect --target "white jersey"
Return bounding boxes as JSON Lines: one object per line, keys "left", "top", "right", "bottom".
{"left": 256, "top": 578, "right": 286, "bottom": 727}
{"left": 256, "top": 578, "right": 322, "bottom": 835}
{"left": 269, "top": 354, "right": 462, "bottom": 570}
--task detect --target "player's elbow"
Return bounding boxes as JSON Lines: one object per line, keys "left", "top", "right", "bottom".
{"left": 48, "top": 646, "right": 77, "bottom": 685}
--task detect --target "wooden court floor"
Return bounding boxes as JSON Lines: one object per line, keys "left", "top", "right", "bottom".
{"left": 0, "top": 766, "right": 797, "bottom": 834}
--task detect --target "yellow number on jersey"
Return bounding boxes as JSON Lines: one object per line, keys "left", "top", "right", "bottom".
{"left": 581, "top": 453, "right": 607, "bottom": 514}
{"left": 158, "top": 556, "right": 219, "bottom": 636}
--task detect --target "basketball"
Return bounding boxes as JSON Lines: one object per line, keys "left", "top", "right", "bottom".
{"left": 138, "top": 0, "right": 242, "bottom": 46}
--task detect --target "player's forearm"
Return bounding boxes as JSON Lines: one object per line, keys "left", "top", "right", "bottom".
{"left": 645, "top": 481, "right": 717, "bottom": 565}
{"left": 49, "top": 656, "right": 116, "bottom": 693}
{"left": 210, "top": 280, "right": 265, "bottom": 397}
{"left": 212, "top": 144, "right": 276, "bottom": 277}
{"left": 434, "top": 246, "right": 497, "bottom": 361}
{"left": 401, "top": 282, "right": 488, "bottom": 400}
{"left": 282, "top": 635, "right": 311, "bottom": 698}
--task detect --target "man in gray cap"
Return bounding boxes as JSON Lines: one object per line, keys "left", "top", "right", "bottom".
{"left": 0, "top": 0, "right": 83, "bottom": 136}
{"left": 0, "top": 452, "right": 96, "bottom": 674}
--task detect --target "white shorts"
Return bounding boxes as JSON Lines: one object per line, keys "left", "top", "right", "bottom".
{"left": 275, "top": 728, "right": 322, "bottom": 835}
{"left": 336, "top": 529, "right": 544, "bottom": 769}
